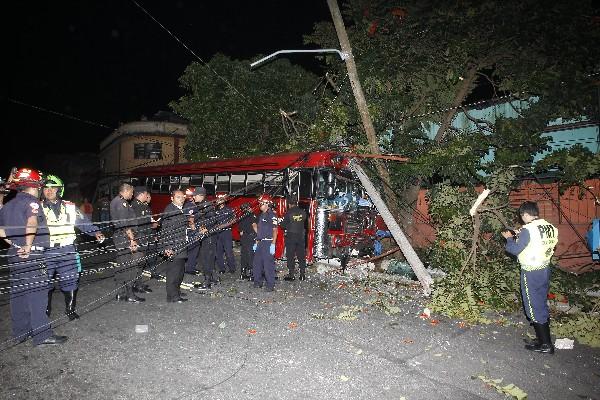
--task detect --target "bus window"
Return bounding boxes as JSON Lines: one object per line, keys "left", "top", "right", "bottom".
{"left": 246, "top": 173, "right": 263, "bottom": 195}
{"left": 264, "top": 171, "right": 284, "bottom": 196}
{"left": 151, "top": 177, "right": 160, "bottom": 193}
{"left": 160, "top": 176, "right": 170, "bottom": 193}
{"left": 288, "top": 170, "right": 300, "bottom": 200}
{"left": 180, "top": 176, "right": 191, "bottom": 186}
{"left": 130, "top": 177, "right": 139, "bottom": 186}
{"left": 216, "top": 174, "right": 230, "bottom": 193}
{"left": 190, "top": 175, "right": 203, "bottom": 186}
{"left": 169, "top": 176, "right": 180, "bottom": 192}
{"left": 203, "top": 174, "right": 216, "bottom": 195}
{"left": 315, "top": 170, "right": 335, "bottom": 199}
{"left": 299, "top": 170, "right": 313, "bottom": 199}
{"left": 230, "top": 173, "right": 246, "bottom": 195}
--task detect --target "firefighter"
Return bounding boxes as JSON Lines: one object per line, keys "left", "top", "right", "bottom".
{"left": 502, "top": 201, "right": 558, "bottom": 354}
{"left": 42, "top": 174, "right": 104, "bottom": 320}
{"left": 131, "top": 186, "right": 154, "bottom": 293}
{"left": 237, "top": 202, "right": 256, "bottom": 280}
{"left": 0, "top": 176, "right": 9, "bottom": 210}
{"left": 159, "top": 189, "right": 188, "bottom": 303}
{"left": 252, "top": 193, "right": 278, "bottom": 292}
{"left": 110, "top": 182, "right": 144, "bottom": 302}
{"left": 214, "top": 192, "right": 237, "bottom": 274}
{"left": 281, "top": 197, "right": 307, "bottom": 281}
{"left": 0, "top": 168, "right": 67, "bottom": 345}
{"left": 184, "top": 187, "right": 200, "bottom": 275}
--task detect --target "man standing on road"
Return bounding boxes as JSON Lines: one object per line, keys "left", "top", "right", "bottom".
{"left": 252, "top": 193, "right": 278, "bottom": 292}
{"left": 502, "top": 201, "right": 558, "bottom": 354}
{"left": 110, "top": 182, "right": 144, "bottom": 303}
{"left": 160, "top": 189, "right": 189, "bottom": 303}
{"left": 131, "top": 186, "right": 154, "bottom": 294}
{"left": 214, "top": 192, "right": 237, "bottom": 275}
{"left": 42, "top": 174, "right": 104, "bottom": 320}
{"left": 184, "top": 187, "right": 200, "bottom": 275}
{"left": 192, "top": 187, "right": 219, "bottom": 289}
{"left": 237, "top": 203, "right": 256, "bottom": 280}
{"left": 281, "top": 198, "right": 307, "bottom": 282}
{"left": 0, "top": 168, "right": 67, "bottom": 345}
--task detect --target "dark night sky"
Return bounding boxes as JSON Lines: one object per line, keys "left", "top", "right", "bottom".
{"left": 4, "top": 1, "right": 331, "bottom": 175}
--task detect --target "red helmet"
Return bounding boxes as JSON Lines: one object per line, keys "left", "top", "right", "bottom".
{"left": 257, "top": 193, "right": 273, "bottom": 204}
{"left": 215, "top": 192, "right": 227, "bottom": 199}
{"left": 185, "top": 187, "right": 195, "bottom": 198}
{"left": 9, "top": 168, "right": 45, "bottom": 189}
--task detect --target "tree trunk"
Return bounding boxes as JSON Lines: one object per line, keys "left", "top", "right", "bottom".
{"left": 326, "top": 0, "right": 402, "bottom": 218}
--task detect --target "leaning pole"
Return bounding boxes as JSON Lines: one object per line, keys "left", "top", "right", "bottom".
{"left": 349, "top": 159, "right": 433, "bottom": 295}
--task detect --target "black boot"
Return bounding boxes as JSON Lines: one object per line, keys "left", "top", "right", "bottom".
{"left": 525, "top": 322, "right": 554, "bottom": 354}
{"left": 299, "top": 272, "right": 306, "bottom": 281}
{"left": 46, "top": 289, "right": 54, "bottom": 317}
{"left": 64, "top": 290, "right": 80, "bottom": 321}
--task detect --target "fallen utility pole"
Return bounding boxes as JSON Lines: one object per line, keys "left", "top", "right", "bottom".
{"left": 349, "top": 159, "right": 433, "bottom": 295}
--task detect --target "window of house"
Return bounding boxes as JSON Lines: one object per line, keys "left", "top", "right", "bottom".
{"left": 134, "top": 142, "right": 163, "bottom": 160}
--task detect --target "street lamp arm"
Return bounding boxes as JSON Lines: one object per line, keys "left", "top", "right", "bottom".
{"left": 250, "top": 49, "right": 348, "bottom": 69}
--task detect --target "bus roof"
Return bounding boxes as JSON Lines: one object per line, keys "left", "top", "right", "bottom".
{"left": 132, "top": 151, "right": 347, "bottom": 176}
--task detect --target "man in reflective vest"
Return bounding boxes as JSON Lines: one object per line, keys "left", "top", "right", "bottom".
{"left": 42, "top": 174, "right": 104, "bottom": 320}
{"left": 503, "top": 201, "right": 558, "bottom": 354}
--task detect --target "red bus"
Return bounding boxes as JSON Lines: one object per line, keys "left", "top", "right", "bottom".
{"left": 129, "top": 151, "right": 383, "bottom": 262}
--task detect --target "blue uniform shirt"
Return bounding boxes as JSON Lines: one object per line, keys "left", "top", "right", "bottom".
{"left": 215, "top": 205, "right": 235, "bottom": 228}
{"left": 256, "top": 209, "right": 277, "bottom": 240}
{"left": 0, "top": 192, "right": 50, "bottom": 249}
{"left": 505, "top": 229, "right": 530, "bottom": 256}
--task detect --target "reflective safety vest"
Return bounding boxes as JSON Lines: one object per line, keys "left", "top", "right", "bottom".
{"left": 42, "top": 201, "right": 78, "bottom": 247}
{"left": 518, "top": 218, "right": 558, "bottom": 271}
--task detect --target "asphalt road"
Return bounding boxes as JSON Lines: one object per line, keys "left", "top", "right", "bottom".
{"left": 1, "top": 244, "right": 599, "bottom": 400}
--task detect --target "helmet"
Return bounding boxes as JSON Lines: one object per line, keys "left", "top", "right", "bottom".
{"left": 257, "top": 193, "right": 273, "bottom": 204}
{"left": 44, "top": 174, "right": 64, "bottom": 197}
{"left": 9, "top": 168, "right": 45, "bottom": 189}
{"left": 185, "top": 187, "right": 195, "bottom": 198}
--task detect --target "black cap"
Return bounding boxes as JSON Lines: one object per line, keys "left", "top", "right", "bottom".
{"left": 193, "top": 187, "right": 207, "bottom": 196}
{"left": 134, "top": 186, "right": 149, "bottom": 194}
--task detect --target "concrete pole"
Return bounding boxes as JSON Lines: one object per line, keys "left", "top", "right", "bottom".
{"left": 350, "top": 159, "right": 433, "bottom": 295}
{"left": 326, "top": 0, "right": 401, "bottom": 218}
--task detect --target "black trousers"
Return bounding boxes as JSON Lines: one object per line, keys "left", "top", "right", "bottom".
{"left": 199, "top": 236, "right": 217, "bottom": 281}
{"left": 285, "top": 234, "right": 306, "bottom": 276}
{"left": 114, "top": 249, "right": 142, "bottom": 296}
{"left": 165, "top": 258, "right": 185, "bottom": 301}
{"left": 240, "top": 234, "right": 255, "bottom": 273}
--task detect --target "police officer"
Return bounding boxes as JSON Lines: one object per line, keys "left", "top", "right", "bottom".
{"left": 0, "top": 168, "right": 67, "bottom": 345}
{"left": 238, "top": 203, "right": 256, "bottom": 280}
{"left": 192, "top": 187, "right": 219, "bottom": 289}
{"left": 159, "top": 189, "right": 188, "bottom": 303}
{"left": 503, "top": 201, "right": 558, "bottom": 354}
{"left": 281, "top": 198, "right": 307, "bottom": 281}
{"left": 184, "top": 187, "right": 200, "bottom": 275}
{"left": 110, "top": 182, "right": 144, "bottom": 303}
{"left": 42, "top": 174, "right": 104, "bottom": 320}
{"left": 214, "top": 192, "right": 237, "bottom": 274}
{"left": 252, "top": 193, "right": 278, "bottom": 292}
{"left": 131, "top": 186, "right": 154, "bottom": 294}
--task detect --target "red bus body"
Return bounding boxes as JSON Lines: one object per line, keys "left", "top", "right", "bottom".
{"left": 130, "top": 151, "right": 381, "bottom": 262}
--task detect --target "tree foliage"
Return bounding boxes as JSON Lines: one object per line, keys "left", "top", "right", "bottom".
{"left": 170, "top": 54, "right": 321, "bottom": 160}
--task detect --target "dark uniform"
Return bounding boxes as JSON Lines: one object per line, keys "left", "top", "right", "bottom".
{"left": 110, "top": 194, "right": 139, "bottom": 298}
{"left": 159, "top": 202, "right": 189, "bottom": 301}
{"left": 238, "top": 207, "right": 257, "bottom": 280}
{"left": 131, "top": 196, "right": 154, "bottom": 289}
{"left": 0, "top": 192, "right": 55, "bottom": 344}
{"left": 281, "top": 204, "right": 307, "bottom": 279}
{"left": 183, "top": 199, "right": 200, "bottom": 274}
{"left": 252, "top": 208, "right": 278, "bottom": 290}
{"left": 215, "top": 204, "right": 237, "bottom": 273}
{"left": 196, "top": 199, "right": 218, "bottom": 286}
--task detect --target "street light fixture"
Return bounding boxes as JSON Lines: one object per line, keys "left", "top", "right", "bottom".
{"left": 249, "top": 49, "right": 348, "bottom": 69}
